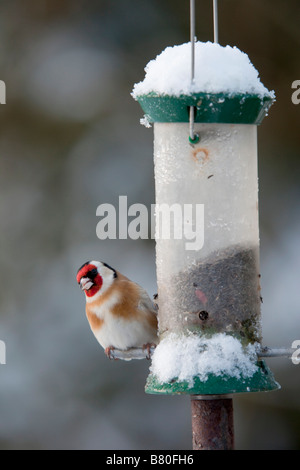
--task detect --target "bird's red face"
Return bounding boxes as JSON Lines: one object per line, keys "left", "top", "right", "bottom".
{"left": 76, "top": 262, "right": 103, "bottom": 298}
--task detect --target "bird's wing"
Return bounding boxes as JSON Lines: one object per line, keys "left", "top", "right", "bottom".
{"left": 136, "top": 285, "right": 158, "bottom": 315}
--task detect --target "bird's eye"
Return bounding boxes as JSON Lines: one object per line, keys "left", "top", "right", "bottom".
{"left": 87, "top": 268, "right": 98, "bottom": 278}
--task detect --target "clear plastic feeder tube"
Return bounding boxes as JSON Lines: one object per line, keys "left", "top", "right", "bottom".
{"left": 154, "top": 122, "right": 262, "bottom": 343}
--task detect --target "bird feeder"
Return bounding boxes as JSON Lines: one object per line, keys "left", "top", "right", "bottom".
{"left": 132, "top": 41, "right": 279, "bottom": 396}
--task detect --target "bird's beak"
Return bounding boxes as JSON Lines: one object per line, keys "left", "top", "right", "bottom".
{"left": 80, "top": 277, "right": 94, "bottom": 291}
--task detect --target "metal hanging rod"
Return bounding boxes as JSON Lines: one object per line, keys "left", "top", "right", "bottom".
{"left": 190, "top": 0, "right": 196, "bottom": 83}
{"left": 189, "top": 0, "right": 198, "bottom": 144}
{"left": 213, "top": 0, "right": 219, "bottom": 43}
{"left": 189, "top": 0, "right": 219, "bottom": 143}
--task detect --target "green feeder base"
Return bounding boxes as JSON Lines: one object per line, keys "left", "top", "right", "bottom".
{"left": 137, "top": 92, "right": 274, "bottom": 125}
{"left": 145, "top": 360, "right": 280, "bottom": 395}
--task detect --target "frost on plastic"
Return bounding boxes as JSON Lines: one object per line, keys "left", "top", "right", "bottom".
{"left": 154, "top": 123, "right": 262, "bottom": 344}
{"left": 140, "top": 115, "right": 152, "bottom": 128}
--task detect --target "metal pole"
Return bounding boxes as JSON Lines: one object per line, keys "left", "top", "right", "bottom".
{"left": 258, "top": 347, "right": 295, "bottom": 358}
{"left": 190, "top": 0, "right": 195, "bottom": 83}
{"left": 191, "top": 396, "right": 234, "bottom": 450}
{"left": 213, "top": 0, "right": 219, "bottom": 43}
{"left": 189, "top": 0, "right": 196, "bottom": 142}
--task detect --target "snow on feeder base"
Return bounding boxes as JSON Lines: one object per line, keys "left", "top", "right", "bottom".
{"left": 132, "top": 42, "right": 279, "bottom": 395}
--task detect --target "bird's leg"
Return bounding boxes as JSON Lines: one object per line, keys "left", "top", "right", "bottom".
{"left": 104, "top": 346, "right": 116, "bottom": 360}
{"left": 142, "top": 343, "right": 156, "bottom": 360}
{"left": 153, "top": 293, "right": 159, "bottom": 311}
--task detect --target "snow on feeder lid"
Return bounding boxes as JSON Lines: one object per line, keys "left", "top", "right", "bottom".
{"left": 132, "top": 41, "right": 279, "bottom": 395}
{"left": 132, "top": 41, "right": 275, "bottom": 125}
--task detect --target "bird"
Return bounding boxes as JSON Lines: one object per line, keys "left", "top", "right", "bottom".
{"left": 76, "top": 260, "right": 158, "bottom": 359}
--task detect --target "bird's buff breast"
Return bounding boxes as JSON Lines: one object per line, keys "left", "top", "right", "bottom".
{"left": 86, "top": 302, "right": 156, "bottom": 350}
{"left": 85, "top": 280, "right": 157, "bottom": 350}
{"left": 86, "top": 291, "right": 120, "bottom": 332}
{"left": 93, "top": 315, "right": 156, "bottom": 350}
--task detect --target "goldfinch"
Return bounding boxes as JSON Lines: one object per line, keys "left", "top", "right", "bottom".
{"left": 76, "top": 261, "right": 158, "bottom": 359}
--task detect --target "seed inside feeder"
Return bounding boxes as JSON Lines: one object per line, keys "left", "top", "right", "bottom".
{"left": 161, "top": 244, "right": 262, "bottom": 344}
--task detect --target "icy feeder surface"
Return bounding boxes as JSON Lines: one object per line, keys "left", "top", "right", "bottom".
{"left": 154, "top": 122, "right": 262, "bottom": 343}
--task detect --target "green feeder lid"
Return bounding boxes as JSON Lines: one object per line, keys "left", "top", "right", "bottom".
{"left": 145, "top": 360, "right": 280, "bottom": 395}
{"left": 136, "top": 91, "right": 274, "bottom": 125}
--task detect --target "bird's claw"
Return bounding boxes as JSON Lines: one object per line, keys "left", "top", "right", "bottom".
{"left": 105, "top": 346, "right": 117, "bottom": 360}
{"left": 142, "top": 343, "right": 156, "bottom": 360}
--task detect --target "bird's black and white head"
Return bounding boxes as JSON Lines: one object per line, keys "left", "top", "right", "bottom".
{"left": 76, "top": 261, "right": 117, "bottom": 301}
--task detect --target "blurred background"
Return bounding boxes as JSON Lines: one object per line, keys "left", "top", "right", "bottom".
{"left": 0, "top": 0, "right": 299, "bottom": 450}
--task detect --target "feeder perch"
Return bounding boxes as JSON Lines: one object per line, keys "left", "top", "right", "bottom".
{"left": 132, "top": 41, "right": 279, "bottom": 396}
